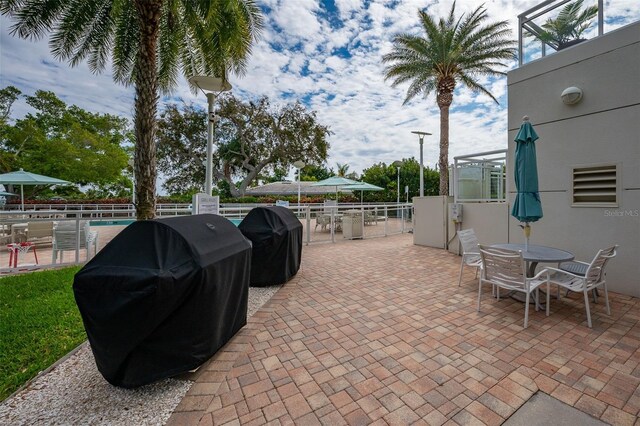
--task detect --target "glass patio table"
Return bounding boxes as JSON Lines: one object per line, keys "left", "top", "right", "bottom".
{"left": 490, "top": 243, "right": 574, "bottom": 305}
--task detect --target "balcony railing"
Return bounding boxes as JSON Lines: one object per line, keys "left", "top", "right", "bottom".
{"left": 453, "top": 149, "right": 507, "bottom": 203}
{"left": 0, "top": 202, "right": 413, "bottom": 273}
{"left": 518, "top": 0, "right": 639, "bottom": 66}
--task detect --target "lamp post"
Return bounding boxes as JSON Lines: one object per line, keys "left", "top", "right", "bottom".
{"left": 411, "top": 131, "right": 432, "bottom": 197}
{"left": 392, "top": 160, "right": 402, "bottom": 204}
{"left": 188, "top": 75, "right": 232, "bottom": 195}
{"left": 293, "top": 160, "right": 305, "bottom": 207}
{"left": 128, "top": 158, "right": 135, "bottom": 205}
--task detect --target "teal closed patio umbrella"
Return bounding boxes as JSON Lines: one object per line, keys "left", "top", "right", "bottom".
{"left": 511, "top": 116, "right": 543, "bottom": 250}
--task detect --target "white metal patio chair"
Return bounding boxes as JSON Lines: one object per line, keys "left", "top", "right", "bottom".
{"left": 546, "top": 245, "right": 617, "bottom": 328}
{"left": 478, "top": 245, "right": 550, "bottom": 329}
{"left": 0, "top": 224, "right": 10, "bottom": 246}
{"left": 25, "top": 221, "right": 54, "bottom": 246}
{"left": 315, "top": 214, "right": 331, "bottom": 231}
{"left": 52, "top": 221, "right": 98, "bottom": 264}
{"left": 457, "top": 228, "right": 482, "bottom": 286}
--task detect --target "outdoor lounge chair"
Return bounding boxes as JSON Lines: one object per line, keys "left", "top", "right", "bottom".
{"left": 52, "top": 221, "right": 98, "bottom": 264}
{"left": 546, "top": 245, "right": 617, "bottom": 328}
{"left": 457, "top": 228, "right": 482, "bottom": 286}
{"left": 25, "top": 221, "right": 54, "bottom": 246}
{"left": 478, "top": 245, "right": 550, "bottom": 329}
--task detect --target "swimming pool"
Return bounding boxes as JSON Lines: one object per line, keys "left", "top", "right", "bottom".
{"left": 90, "top": 218, "right": 242, "bottom": 226}
{"left": 90, "top": 219, "right": 135, "bottom": 226}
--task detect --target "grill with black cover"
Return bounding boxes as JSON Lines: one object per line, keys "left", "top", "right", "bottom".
{"left": 73, "top": 214, "right": 251, "bottom": 388}
{"left": 238, "top": 206, "right": 302, "bottom": 286}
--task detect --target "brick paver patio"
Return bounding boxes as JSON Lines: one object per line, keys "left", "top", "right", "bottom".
{"left": 168, "top": 234, "right": 640, "bottom": 425}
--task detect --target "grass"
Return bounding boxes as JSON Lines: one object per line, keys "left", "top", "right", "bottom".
{"left": 0, "top": 267, "right": 86, "bottom": 401}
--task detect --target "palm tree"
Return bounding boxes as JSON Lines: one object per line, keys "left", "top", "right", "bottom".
{"left": 533, "top": 0, "right": 598, "bottom": 50}
{"left": 383, "top": 3, "right": 516, "bottom": 195}
{"left": 336, "top": 163, "right": 350, "bottom": 177}
{"left": 1, "top": 1, "right": 263, "bottom": 219}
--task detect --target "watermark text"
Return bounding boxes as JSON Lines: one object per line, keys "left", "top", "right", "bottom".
{"left": 604, "top": 209, "right": 639, "bottom": 217}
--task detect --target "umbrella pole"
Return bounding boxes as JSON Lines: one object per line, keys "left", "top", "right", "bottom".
{"left": 21, "top": 184, "right": 24, "bottom": 211}
{"left": 524, "top": 222, "right": 531, "bottom": 251}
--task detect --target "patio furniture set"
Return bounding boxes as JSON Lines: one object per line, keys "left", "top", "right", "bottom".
{"left": 314, "top": 210, "right": 383, "bottom": 232}
{"left": 2, "top": 220, "right": 98, "bottom": 269}
{"left": 458, "top": 228, "right": 618, "bottom": 329}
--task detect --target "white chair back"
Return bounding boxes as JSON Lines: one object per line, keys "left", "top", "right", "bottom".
{"left": 53, "top": 221, "right": 89, "bottom": 249}
{"left": 585, "top": 245, "right": 617, "bottom": 284}
{"left": 27, "top": 221, "right": 54, "bottom": 240}
{"left": 458, "top": 229, "right": 480, "bottom": 255}
{"left": 479, "top": 245, "right": 527, "bottom": 290}
{"left": 323, "top": 200, "right": 337, "bottom": 214}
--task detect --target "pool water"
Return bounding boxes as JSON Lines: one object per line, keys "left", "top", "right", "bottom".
{"left": 90, "top": 218, "right": 242, "bottom": 226}
{"left": 90, "top": 219, "right": 136, "bottom": 226}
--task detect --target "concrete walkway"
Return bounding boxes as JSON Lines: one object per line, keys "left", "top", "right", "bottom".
{"left": 167, "top": 234, "right": 640, "bottom": 425}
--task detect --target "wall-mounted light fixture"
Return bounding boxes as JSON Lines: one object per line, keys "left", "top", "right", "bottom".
{"left": 561, "top": 86, "right": 583, "bottom": 105}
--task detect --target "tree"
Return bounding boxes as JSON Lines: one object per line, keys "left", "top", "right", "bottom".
{"left": 156, "top": 102, "right": 207, "bottom": 195}
{"left": 383, "top": 3, "right": 516, "bottom": 196}
{"left": 0, "top": 88, "right": 131, "bottom": 197}
{"left": 0, "top": 85, "right": 22, "bottom": 171}
{"left": 531, "top": 0, "right": 598, "bottom": 50}
{"left": 300, "top": 164, "right": 333, "bottom": 182}
{"left": 156, "top": 96, "right": 331, "bottom": 197}
{"left": 360, "top": 158, "right": 438, "bottom": 202}
{"left": 2, "top": 1, "right": 263, "bottom": 219}
{"left": 0, "top": 85, "right": 20, "bottom": 124}
{"left": 336, "top": 163, "right": 349, "bottom": 177}
{"left": 336, "top": 162, "right": 359, "bottom": 180}
{"left": 260, "top": 166, "right": 288, "bottom": 184}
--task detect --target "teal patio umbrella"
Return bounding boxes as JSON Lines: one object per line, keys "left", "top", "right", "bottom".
{"left": 0, "top": 169, "right": 70, "bottom": 210}
{"left": 511, "top": 116, "right": 543, "bottom": 250}
{"left": 342, "top": 182, "right": 384, "bottom": 203}
{"left": 311, "top": 176, "right": 358, "bottom": 200}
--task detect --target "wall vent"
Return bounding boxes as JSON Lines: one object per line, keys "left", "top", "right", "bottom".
{"left": 571, "top": 164, "right": 619, "bottom": 207}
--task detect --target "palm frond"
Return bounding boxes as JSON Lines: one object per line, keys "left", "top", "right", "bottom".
{"left": 457, "top": 71, "right": 499, "bottom": 104}
{"left": 157, "top": 0, "right": 182, "bottom": 92}
{"left": 7, "top": 0, "right": 66, "bottom": 40}
{"left": 111, "top": 0, "right": 138, "bottom": 85}
{"left": 383, "top": 5, "right": 515, "bottom": 107}
{"left": 535, "top": 0, "right": 598, "bottom": 45}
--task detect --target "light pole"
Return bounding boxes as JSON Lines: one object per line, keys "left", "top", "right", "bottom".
{"left": 392, "top": 160, "right": 402, "bottom": 204}
{"left": 128, "top": 158, "right": 135, "bottom": 205}
{"left": 293, "top": 160, "right": 305, "bottom": 207}
{"left": 411, "top": 130, "right": 432, "bottom": 197}
{"left": 188, "top": 75, "right": 232, "bottom": 195}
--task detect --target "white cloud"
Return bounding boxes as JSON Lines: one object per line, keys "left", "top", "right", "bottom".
{"left": 3, "top": 1, "right": 636, "bottom": 184}
{"left": 271, "top": 0, "right": 322, "bottom": 40}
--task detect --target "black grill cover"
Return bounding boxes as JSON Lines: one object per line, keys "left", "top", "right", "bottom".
{"left": 238, "top": 206, "right": 302, "bottom": 286}
{"left": 73, "top": 214, "right": 251, "bottom": 388}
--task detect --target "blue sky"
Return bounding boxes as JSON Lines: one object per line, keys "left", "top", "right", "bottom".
{"left": 1, "top": 0, "right": 637, "bottom": 184}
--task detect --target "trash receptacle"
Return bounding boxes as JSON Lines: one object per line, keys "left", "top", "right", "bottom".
{"left": 73, "top": 214, "right": 251, "bottom": 388}
{"left": 343, "top": 210, "right": 363, "bottom": 239}
{"left": 238, "top": 206, "right": 302, "bottom": 286}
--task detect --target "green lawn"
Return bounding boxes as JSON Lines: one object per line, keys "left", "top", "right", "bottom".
{"left": 0, "top": 267, "right": 86, "bottom": 401}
